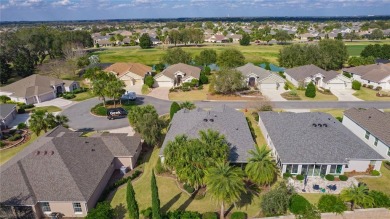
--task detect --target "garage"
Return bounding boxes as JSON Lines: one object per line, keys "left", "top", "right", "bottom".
{"left": 327, "top": 83, "right": 347, "bottom": 90}
{"left": 258, "top": 74, "right": 286, "bottom": 90}
{"left": 38, "top": 92, "right": 56, "bottom": 102}
{"left": 153, "top": 74, "right": 174, "bottom": 88}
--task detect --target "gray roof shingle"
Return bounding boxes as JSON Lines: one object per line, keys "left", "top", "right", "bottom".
{"left": 236, "top": 63, "right": 272, "bottom": 80}
{"left": 0, "top": 104, "right": 16, "bottom": 119}
{"left": 343, "top": 64, "right": 390, "bottom": 82}
{"left": 344, "top": 108, "right": 390, "bottom": 146}
{"left": 160, "top": 106, "right": 256, "bottom": 163}
{"left": 259, "top": 112, "right": 384, "bottom": 164}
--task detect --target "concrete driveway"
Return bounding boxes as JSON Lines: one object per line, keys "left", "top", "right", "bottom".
{"left": 34, "top": 98, "right": 75, "bottom": 109}
{"left": 331, "top": 89, "right": 363, "bottom": 101}
{"left": 261, "top": 88, "right": 287, "bottom": 101}
{"left": 147, "top": 87, "right": 170, "bottom": 100}
{"left": 125, "top": 83, "right": 143, "bottom": 95}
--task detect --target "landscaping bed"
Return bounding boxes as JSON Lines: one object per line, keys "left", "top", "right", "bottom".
{"left": 207, "top": 93, "right": 264, "bottom": 101}
{"left": 90, "top": 100, "right": 137, "bottom": 116}
{"left": 281, "top": 92, "right": 301, "bottom": 100}
{"left": 0, "top": 129, "right": 29, "bottom": 150}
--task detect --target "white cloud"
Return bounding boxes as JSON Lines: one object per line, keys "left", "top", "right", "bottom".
{"left": 52, "top": 0, "right": 72, "bottom": 7}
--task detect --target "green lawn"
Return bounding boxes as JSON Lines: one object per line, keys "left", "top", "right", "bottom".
{"left": 356, "top": 163, "right": 390, "bottom": 195}
{"left": 310, "top": 109, "right": 344, "bottom": 118}
{"left": 296, "top": 90, "right": 338, "bottom": 101}
{"left": 244, "top": 110, "right": 266, "bottom": 147}
{"left": 300, "top": 193, "right": 323, "bottom": 206}
{"left": 110, "top": 147, "right": 262, "bottom": 218}
{"left": 27, "top": 106, "right": 62, "bottom": 113}
{"left": 345, "top": 40, "right": 390, "bottom": 56}
{"left": 73, "top": 91, "right": 97, "bottom": 101}
{"left": 169, "top": 85, "right": 209, "bottom": 101}
{"left": 353, "top": 87, "right": 390, "bottom": 101}
{"left": 0, "top": 133, "right": 38, "bottom": 165}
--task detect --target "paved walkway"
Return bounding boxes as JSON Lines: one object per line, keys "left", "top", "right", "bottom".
{"left": 261, "top": 88, "right": 287, "bottom": 101}
{"left": 104, "top": 126, "right": 135, "bottom": 136}
{"left": 288, "top": 176, "right": 358, "bottom": 194}
{"left": 331, "top": 89, "right": 363, "bottom": 101}
{"left": 147, "top": 87, "right": 170, "bottom": 100}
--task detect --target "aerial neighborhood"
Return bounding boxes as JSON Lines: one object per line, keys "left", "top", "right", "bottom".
{"left": 1, "top": 16, "right": 390, "bottom": 219}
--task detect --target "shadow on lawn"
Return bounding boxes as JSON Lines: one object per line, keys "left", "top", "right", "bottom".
{"left": 161, "top": 193, "right": 182, "bottom": 213}
{"left": 114, "top": 203, "right": 127, "bottom": 219}
{"left": 177, "top": 189, "right": 199, "bottom": 211}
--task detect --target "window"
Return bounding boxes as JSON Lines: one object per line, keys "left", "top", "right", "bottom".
{"left": 370, "top": 160, "right": 376, "bottom": 166}
{"left": 73, "top": 203, "right": 82, "bottom": 213}
{"left": 365, "top": 131, "right": 370, "bottom": 140}
{"left": 292, "top": 165, "right": 299, "bottom": 174}
{"left": 330, "top": 165, "right": 336, "bottom": 173}
{"left": 40, "top": 202, "right": 51, "bottom": 212}
{"left": 285, "top": 164, "right": 292, "bottom": 173}
{"left": 329, "top": 165, "right": 343, "bottom": 174}
{"left": 374, "top": 138, "right": 379, "bottom": 146}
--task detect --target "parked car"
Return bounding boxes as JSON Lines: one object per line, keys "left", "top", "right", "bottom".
{"left": 121, "top": 91, "right": 136, "bottom": 100}
{"left": 107, "top": 107, "right": 128, "bottom": 120}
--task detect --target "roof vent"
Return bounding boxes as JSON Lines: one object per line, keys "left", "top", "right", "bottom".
{"left": 312, "top": 124, "right": 317, "bottom": 127}
{"left": 44, "top": 151, "right": 48, "bottom": 155}
{"left": 323, "top": 123, "right": 328, "bottom": 127}
{"left": 91, "top": 149, "right": 95, "bottom": 152}
{"left": 318, "top": 124, "right": 322, "bottom": 127}
{"left": 368, "top": 116, "right": 371, "bottom": 119}
{"left": 328, "top": 118, "right": 331, "bottom": 120}
{"left": 214, "top": 115, "right": 217, "bottom": 117}
{"left": 203, "top": 119, "right": 208, "bottom": 122}
{"left": 85, "top": 141, "right": 89, "bottom": 144}
{"left": 236, "top": 128, "right": 239, "bottom": 130}
{"left": 210, "top": 119, "right": 214, "bottom": 122}
{"left": 36, "top": 151, "right": 40, "bottom": 156}
{"left": 51, "top": 151, "right": 54, "bottom": 155}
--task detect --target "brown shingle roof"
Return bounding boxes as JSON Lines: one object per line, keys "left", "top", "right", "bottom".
{"left": 342, "top": 64, "right": 390, "bottom": 82}
{"left": 158, "top": 63, "right": 201, "bottom": 80}
{"left": 344, "top": 108, "right": 390, "bottom": 146}
{"left": 104, "top": 62, "right": 152, "bottom": 78}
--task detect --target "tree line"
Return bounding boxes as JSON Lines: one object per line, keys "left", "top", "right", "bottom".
{"left": 0, "top": 26, "right": 93, "bottom": 84}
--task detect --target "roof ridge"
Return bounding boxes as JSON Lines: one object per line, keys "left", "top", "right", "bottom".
{"left": 17, "top": 161, "right": 38, "bottom": 204}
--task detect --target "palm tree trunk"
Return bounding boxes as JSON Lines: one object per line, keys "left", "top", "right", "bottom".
{"left": 102, "top": 96, "right": 106, "bottom": 107}
{"left": 351, "top": 201, "right": 355, "bottom": 211}
{"left": 220, "top": 201, "right": 224, "bottom": 219}
{"left": 114, "top": 99, "right": 116, "bottom": 108}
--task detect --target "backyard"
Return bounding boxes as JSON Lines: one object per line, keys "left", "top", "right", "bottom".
{"left": 356, "top": 163, "right": 390, "bottom": 195}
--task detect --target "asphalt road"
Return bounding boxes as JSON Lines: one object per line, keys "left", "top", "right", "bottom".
{"left": 62, "top": 96, "right": 390, "bottom": 131}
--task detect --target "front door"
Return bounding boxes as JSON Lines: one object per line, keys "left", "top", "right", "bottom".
{"left": 248, "top": 77, "right": 256, "bottom": 87}
{"left": 176, "top": 75, "right": 182, "bottom": 86}
{"left": 56, "top": 86, "right": 63, "bottom": 94}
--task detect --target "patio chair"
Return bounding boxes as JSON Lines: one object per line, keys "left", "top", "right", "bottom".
{"left": 313, "top": 184, "right": 320, "bottom": 190}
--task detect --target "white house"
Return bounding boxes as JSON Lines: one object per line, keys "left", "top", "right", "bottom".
{"left": 236, "top": 63, "right": 286, "bottom": 90}
{"left": 153, "top": 63, "right": 201, "bottom": 88}
{"left": 284, "top": 64, "right": 352, "bottom": 90}
{"left": 343, "top": 108, "right": 390, "bottom": 160}
{"left": 258, "top": 111, "right": 384, "bottom": 177}
{"left": 342, "top": 64, "right": 390, "bottom": 90}
{"left": 104, "top": 63, "right": 152, "bottom": 88}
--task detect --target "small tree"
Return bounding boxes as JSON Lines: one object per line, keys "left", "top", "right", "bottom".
{"left": 195, "top": 49, "right": 217, "bottom": 66}
{"left": 340, "top": 184, "right": 374, "bottom": 210}
{"left": 85, "top": 201, "right": 114, "bottom": 219}
{"left": 305, "top": 82, "right": 316, "bottom": 98}
{"left": 127, "top": 181, "right": 139, "bottom": 219}
{"left": 179, "top": 101, "right": 196, "bottom": 110}
{"left": 265, "top": 63, "right": 271, "bottom": 71}
{"left": 151, "top": 170, "right": 161, "bottom": 219}
{"left": 145, "top": 75, "right": 155, "bottom": 88}
{"left": 199, "top": 72, "right": 209, "bottom": 84}
{"left": 261, "top": 182, "right": 292, "bottom": 216}
{"left": 317, "top": 194, "right": 347, "bottom": 214}
{"left": 170, "top": 102, "right": 181, "bottom": 119}
{"left": 161, "top": 48, "right": 192, "bottom": 65}
{"left": 214, "top": 69, "right": 245, "bottom": 94}
{"left": 0, "top": 95, "right": 10, "bottom": 103}
{"left": 352, "top": 80, "right": 361, "bottom": 90}
{"left": 204, "top": 66, "right": 211, "bottom": 75}
{"left": 239, "top": 33, "right": 250, "bottom": 46}
{"left": 139, "top": 33, "right": 152, "bottom": 49}
{"left": 217, "top": 49, "right": 245, "bottom": 68}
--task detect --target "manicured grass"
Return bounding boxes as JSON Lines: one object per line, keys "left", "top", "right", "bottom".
{"left": 244, "top": 110, "right": 267, "bottom": 147}
{"left": 353, "top": 87, "right": 390, "bottom": 101}
{"left": 356, "top": 163, "right": 390, "bottom": 195}
{"left": 384, "top": 109, "right": 390, "bottom": 112}
{"left": 26, "top": 105, "right": 62, "bottom": 113}
{"left": 345, "top": 40, "right": 390, "bottom": 56}
{"left": 169, "top": 85, "right": 209, "bottom": 101}
{"left": 73, "top": 91, "right": 97, "bottom": 101}
{"left": 0, "top": 133, "right": 38, "bottom": 165}
{"left": 300, "top": 193, "right": 323, "bottom": 206}
{"left": 296, "top": 90, "right": 338, "bottom": 101}
{"left": 310, "top": 109, "right": 344, "bottom": 118}
{"left": 110, "top": 147, "right": 262, "bottom": 218}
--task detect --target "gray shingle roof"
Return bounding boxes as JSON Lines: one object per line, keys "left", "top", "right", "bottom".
{"left": 259, "top": 112, "right": 384, "bottom": 164}
{"left": 0, "top": 126, "right": 141, "bottom": 206}
{"left": 284, "top": 64, "right": 328, "bottom": 81}
{"left": 160, "top": 106, "right": 256, "bottom": 163}
{"left": 0, "top": 104, "right": 16, "bottom": 119}
{"left": 342, "top": 64, "right": 390, "bottom": 82}
{"left": 236, "top": 63, "right": 272, "bottom": 80}
{"left": 157, "top": 63, "right": 201, "bottom": 81}
{"left": 344, "top": 108, "right": 390, "bottom": 146}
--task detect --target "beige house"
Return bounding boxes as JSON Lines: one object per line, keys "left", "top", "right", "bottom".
{"left": 236, "top": 63, "right": 286, "bottom": 90}
{"left": 104, "top": 62, "right": 152, "bottom": 87}
{"left": 154, "top": 63, "right": 201, "bottom": 87}
{"left": 342, "top": 64, "right": 390, "bottom": 90}
{"left": 0, "top": 126, "right": 143, "bottom": 218}
{"left": 0, "top": 75, "right": 79, "bottom": 105}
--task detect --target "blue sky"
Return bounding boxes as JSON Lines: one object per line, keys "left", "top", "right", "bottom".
{"left": 0, "top": 0, "right": 389, "bottom": 21}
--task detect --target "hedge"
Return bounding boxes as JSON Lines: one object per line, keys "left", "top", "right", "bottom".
{"left": 369, "top": 190, "right": 390, "bottom": 208}
{"left": 296, "top": 174, "right": 304, "bottom": 180}
{"left": 289, "top": 194, "right": 311, "bottom": 215}
{"left": 352, "top": 80, "right": 361, "bottom": 90}
{"left": 231, "top": 212, "right": 247, "bottom": 219}
{"left": 183, "top": 183, "right": 195, "bottom": 194}
{"left": 317, "top": 194, "right": 347, "bottom": 213}
{"left": 8, "top": 134, "right": 22, "bottom": 141}
{"left": 325, "top": 174, "right": 335, "bottom": 181}
{"left": 202, "top": 212, "right": 218, "bottom": 219}
{"left": 371, "top": 170, "right": 380, "bottom": 176}
{"left": 283, "top": 172, "right": 292, "bottom": 179}
{"left": 338, "top": 175, "right": 348, "bottom": 181}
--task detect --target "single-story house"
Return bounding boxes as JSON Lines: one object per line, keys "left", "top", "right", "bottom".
{"left": 343, "top": 108, "right": 390, "bottom": 160}
{"left": 342, "top": 63, "right": 390, "bottom": 90}
{"left": 236, "top": 63, "right": 286, "bottom": 90}
{"left": 0, "top": 75, "right": 79, "bottom": 105}
{"left": 160, "top": 105, "right": 255, "bottom": 163}
{"left": 0, "top": 126, "right": 142, "bottom": 218}
{"left": 153, "top": 63, "right": 201, "bottom": 88}
{"left": 104, "top": 62, "right": 152, "bottom": 87}
{"left": 204, "top": 34, "right": 229, "bottom": 43}
{"left": 0, "top": 104, "right": 17, "bottom": 130}
{"left": 258, "top": 112, "right": 384, "bottom": 177}
{"left": 284, "top": 64, "right": 352, "bottom": 90}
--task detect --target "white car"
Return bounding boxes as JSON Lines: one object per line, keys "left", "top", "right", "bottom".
{"left": 121, "top": 91, "right": 137, "bottom": 100}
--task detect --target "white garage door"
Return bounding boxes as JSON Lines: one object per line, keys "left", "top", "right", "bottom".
{"left": 259, "top": 83, "right": 276, "bottom": 89}
{"left": 328, "top": 83, "right": 346, "bottom": 89}
{"left": 155, "top": 81, "right": 173, "bottom": 88}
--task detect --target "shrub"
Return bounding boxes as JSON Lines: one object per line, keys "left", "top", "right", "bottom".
{"left": 259, "top": 104, "right": 273, "bottom": 111}
{"left": 289, "top": 89, "right": 298, "bottom": 96}
{"left": 317, "top": 194, "right": 347, "bottom": 213}
{"left": 183, "top": 183, "right": 195, "bottom": 194}
{"left": 289, "top": 194, "right": 311, "bottom": 214}
{"left": 230, "top": 212, "right": 247, "bottom": 219}
{"left": 296, "top": 174, "right": 304, "bottom": 180}
{"left": 362, "top": 84, "right": 367, "bottom": 87}
{"left": 375, "top": 86, "right": 382, "bottom": 91}
{"left": 170, "top": 102, "right": 181, "bottom": 119}
{"left": 141, "top": 207, "right": 152, "bottom": 219}
{"left": 283, "top": 172, "right": 292, "bottom": 179}
{"left": 204, "top": 66, "right": 211, "bottom": 75}
{"left": 62, "top": 92, "right": 76, "bottom": 99}
{"left": 279, "top": 71, "right": 286, "bottom": 79}
{"left": 85, "top": 201, "right": 114, "bottom": 219}
{"left": 371, "top": 170, "right": 380, "bottom": 176}
{"left": 352, "top": 80, "right": 362, "bottom": 90}
{"left": 0, "top": 141, "right": 6, "bottom": 148}
{"left": 72, "top": 87, "right": 87, "bottom": 94}
{"left": 336, "top": 117, "right": 343, "bottom": 122}
{"left": 91, "top": 103, "right": 107, "bottom": 116}
{"left": 202, "top": 212, "right": 218, "bottom": 219}
{"left": 200, "top": 73, "right": 209, "bottom": 84}
{"left": 284, "top": 83, "right": 288, "bottom": 90}
{"left": 191, "top": 79, "right": 199, "bottom": 87}
{"left": 99, "top": 170, "right": 142, "bottom": 202}
{"left": 24, "top": 104, "right": 34, "bottom": 109}
{"left": 155, "top": 157, "right": 165, "bottom": 174}
{"left": 144, "top": 75, "right": 155, "bottom": 88}
{"left": 141, "top": 84, "right": 150, "bottom": 94}
{"left": 17, "top": 123, "right": 27, "bottom": 130}
{"left": 8, "top": 129, "right": 16, "bottom": 135}
{"left": 367, "top": 85, "right": 374, "bottom": 89}
{"left": 17, "top": 108, "right": 26, "bottom": 114}
{"left": 338, "top": 175, "right": 348, "bottom": 181}
{"left": 252, "top": 112, "right": 259, "bottom": 122}
{"left": 305, "top": 82, "right": 316, "bottom": 98}
{"left": 369, "top": 190, "right": 390, "bottom": 208}
{"left": 8, "top": 134, "right": 22, "bottom": 141}
{"left": 343, "top": 72, "right": 352, "bottom": 78}
{"left": 166, "top": 210, "right": 201, "bottom": 219}
{"left": 325, "top": 174, "right": 335, "bottom": 181}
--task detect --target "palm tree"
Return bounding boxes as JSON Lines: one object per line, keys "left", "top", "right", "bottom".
{"left": 179, "top": 101, "right": 196, "bottom": 110}
{"left": 29, "top": 110, "right": 49, "bottom": 136}
{"left": 92, "top": 79, "right": 107, "bottom": 106}
{"left": 245, "top": 145, "right": 277, "bottom": 186}
{"left": 340, "top": 185, "right": 374, "bottom": 210}
{"left": 198, "top": 129, "right": 229, "bottom": 161}
{"left": 55, "top": 114, "right": 69, "bottom": 127}
{"left": 205, "top": 162, "right": 245, "bottom": 219}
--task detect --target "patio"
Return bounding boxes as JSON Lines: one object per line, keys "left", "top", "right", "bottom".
{"left": 288, "top": 176, "right": 359, "bottom": 194}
